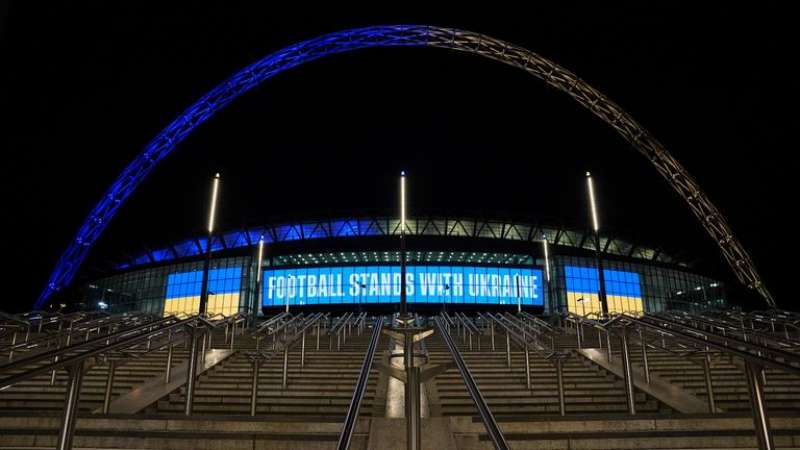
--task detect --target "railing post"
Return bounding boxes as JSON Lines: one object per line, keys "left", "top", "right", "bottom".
{"left": 703, "top": 348, "right": 717, "bottom": 413}
{"left": 282, "top": 346, "right": 289, "bottom": 389}
{"left": 606, "top": 330, "right": 613, "bottom": 362}
{"left": 639, "top": 329, "right": 650, "bottom": 384}
{"left": 8, "top": 331, "right": 16, "bottom": 361}
{"left": 199, "top": 330, "right": 207, "bottom": 367}
{"left": 229, "top": 323, "right": 236, "bottom": 350}
{"left": 56, "top": 361, "right": 86, "bottom": 450}
{"left": 506, "top": 332, "right": 512, "bottom": 369}
{"left": 102, "top": 360, "right": 116, "bottom": 414}
{"left": 165, "top": 340, "right": 174, "bottom": 383}
{"left": 52, "top": 333, "right": 72, "bottom": 386}
{"left": 300, "top": 329, "right": 306, "bottom": 369}
{"left": 250, "top": 358, "right": 260, "bottom": 416}
{"left": 745, "top": 361, "right": 774, "bottom": 450}
{"left": 524, "top": 342, "right": 531, "bottom": 390}
{"left": 556, "top": 358, "right": 566, "bottom": 416}
{"left": 404, "top": 332, "right": 421, "bottom": 450}
{"left": 184, "top": 327, "right": 199, "bottom": 416}
{"left": 490, "top": 320, "right": 495, "bottom": 351}
{"left": 619, "top": 328, "right": 636, "bottom": 415}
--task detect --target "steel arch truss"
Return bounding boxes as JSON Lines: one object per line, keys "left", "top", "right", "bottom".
{"left": 36, "top": 25, "right": 774, "bottom": 308}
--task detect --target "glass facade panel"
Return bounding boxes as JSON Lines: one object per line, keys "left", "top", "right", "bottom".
{"left": 85, "top": 251, "right": 725, "bottom": 317}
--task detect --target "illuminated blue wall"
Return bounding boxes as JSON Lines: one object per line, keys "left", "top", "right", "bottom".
{"left": 263, "top": 265, "right": 543, "bottom": 306}
{"left": 564, "top": 265, "right": 644, "bottom": 315}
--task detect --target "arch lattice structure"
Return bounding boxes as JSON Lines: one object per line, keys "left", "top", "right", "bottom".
{"left": 35, "top": 25, "right": 774, "bottom": 308}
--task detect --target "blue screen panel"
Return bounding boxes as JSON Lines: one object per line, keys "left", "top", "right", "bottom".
{"left": 263, "top": 265, "right": 543, "bottom": 307}
{"left": 165, "top": 267, "right": 242, "bottom": 299}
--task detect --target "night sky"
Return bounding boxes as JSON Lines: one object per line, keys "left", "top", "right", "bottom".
{"left": 1, "top": 4, "right": 796, "bottom": 312}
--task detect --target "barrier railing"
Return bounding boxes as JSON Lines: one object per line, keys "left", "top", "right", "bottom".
{"left": 336, "top": 317, "right": 383, "bottom": 450}
{"left": 435, "top": 316, "right": 508, "bottom": 450}
{"left": 247, "top": 312, "right": 329, "bottom": 415}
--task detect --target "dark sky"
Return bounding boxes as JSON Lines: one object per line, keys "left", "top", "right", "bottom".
{"left": 1, "top": 3, "right": 796, "bottom": 311}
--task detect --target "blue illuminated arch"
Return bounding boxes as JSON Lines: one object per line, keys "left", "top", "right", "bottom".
{"left": 36, "top": 25, "right": 774, "bottom": 308}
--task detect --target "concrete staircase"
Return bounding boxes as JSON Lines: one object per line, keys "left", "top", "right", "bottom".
{"left": 627, "top": 346, "right": 800, "bottom": 413}
{"left": 0, "top": 348, "right": 190, "bottom": 413}
{"left": 156, "top": 330, "right": 386, "bottom": 416}
{"left": 3, "top": 318, "right": 800, "bottom": 449}
{"left": 424, "top": 332, "right": 666, "bottom": 416}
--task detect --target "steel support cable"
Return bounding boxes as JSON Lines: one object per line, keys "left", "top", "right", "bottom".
{"left": 336, "top": 317, "right": 383, "bottom": 450}
{"left": 434, "top": 317, "right": 509, "bottom": 450}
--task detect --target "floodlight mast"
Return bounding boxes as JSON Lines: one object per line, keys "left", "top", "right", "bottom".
{"left": 255, "top": 236, "right": 264, "bottom": 315}
{"left": 198, "top": 173, "right": 220, "bottom": 316}
{"left": 400, "top": 171, "right": 407, "bottom": 315}
{"left": 542, "top": 234, "right": 555, "bottom": 318}
{"left": 586, "top": 172, "right": 609, "bottom": 317}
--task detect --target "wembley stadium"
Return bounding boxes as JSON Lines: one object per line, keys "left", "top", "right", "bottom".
{"left": 2, "top": 17, "right": 795, "bottom": 450}
{"left": 85, "top": 216, "right": 726, "bottom": 318}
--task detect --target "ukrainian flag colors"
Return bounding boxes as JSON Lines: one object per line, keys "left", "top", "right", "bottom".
{"left": 163, "top": 267, "right": 242, "bottom": 317}
{"left": 565, "top": 266, "right": 644, "bottom": 317}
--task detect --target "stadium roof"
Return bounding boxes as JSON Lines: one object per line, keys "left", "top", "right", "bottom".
{"left": 117, "top": 216, "right": 689, "bottom": 271}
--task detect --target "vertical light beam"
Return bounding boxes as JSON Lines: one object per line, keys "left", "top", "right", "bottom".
{"left": 208, "top": 173, "right": 220, "bottom": 234}
{"left": 586, "top": 172, "right": 599, "bottom": 232}
{"left": 400, "top": 171, "right": 406, "bottom": 234}
{"left": 542, "top": 234, "right": 551, "bottom": 283}
{"left": 256, "top": 237, "right": 264, "bottom": 283}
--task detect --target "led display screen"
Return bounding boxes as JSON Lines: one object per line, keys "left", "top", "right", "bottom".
{"left": 163, "top": 267, "right": 242, "bottom": 317}
{"left": 263, "top": 265, "right": 543, "bottom": 306}
{"left": 565, "top": 266, "right": 644, "bottom": 316}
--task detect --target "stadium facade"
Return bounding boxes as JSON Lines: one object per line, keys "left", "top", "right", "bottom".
{"left": 84, "top": 216, "right": 726, "bottom": 317}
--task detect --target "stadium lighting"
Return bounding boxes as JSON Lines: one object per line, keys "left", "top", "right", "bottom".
{"left": 542, "top": 234, "right": 551, "bottom": 283}
{"left": 585, "top": 171, "right": 608, "bottom": 317}
{"left": 256, "top": 237, "right": 264, "bottom": 283}
{"left": 400, "top": 171, "right": 406, "bottom": 234}
{"left": 199, "top": 173, "right": 220, "bottom": 316}
{"left": 399, "top": 170, "right": 408, "bottom": 314}
{"left": 586, "top": 172, "right": 599, "bottom": 232}
{"left": 208, "top": 173, "right": 220, "bottom": 234}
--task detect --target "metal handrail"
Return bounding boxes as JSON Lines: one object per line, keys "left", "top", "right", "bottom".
{"left": 487, "top": 313, "right": 554, "bottom": 357}
{"left": 337, "top": 317, "right": 383, "bottom": 450}
{"left": 255, "top": 311, "right": 290, "bottom": 333}
{"left": 455, "top": 312, "right": 482, "bottom": 335}
{"left": 0, "top": 311, "right": 155, "bottom": 357}
{"left": 519, "top": 311, "right": 557, "bottom": 333}
{"left": 0, "top": 315, "right": 195, "bottom": 390}
{"left": 329, "top": 312, "right": 353, "bottom": 335}
{"left": 659, "top": 311, "right": 800, "bottom": 349}
{"left": 622, "top": 314, "right": 800, "bottom": 375}
{"left": 269, "top": 313, "right": 304, "bottom": 335}
{"left": 0, "top": 314, "right": 177, "bottom": 372}
{"left": 435, "top": 316, "right": 508, "bottom": 450}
